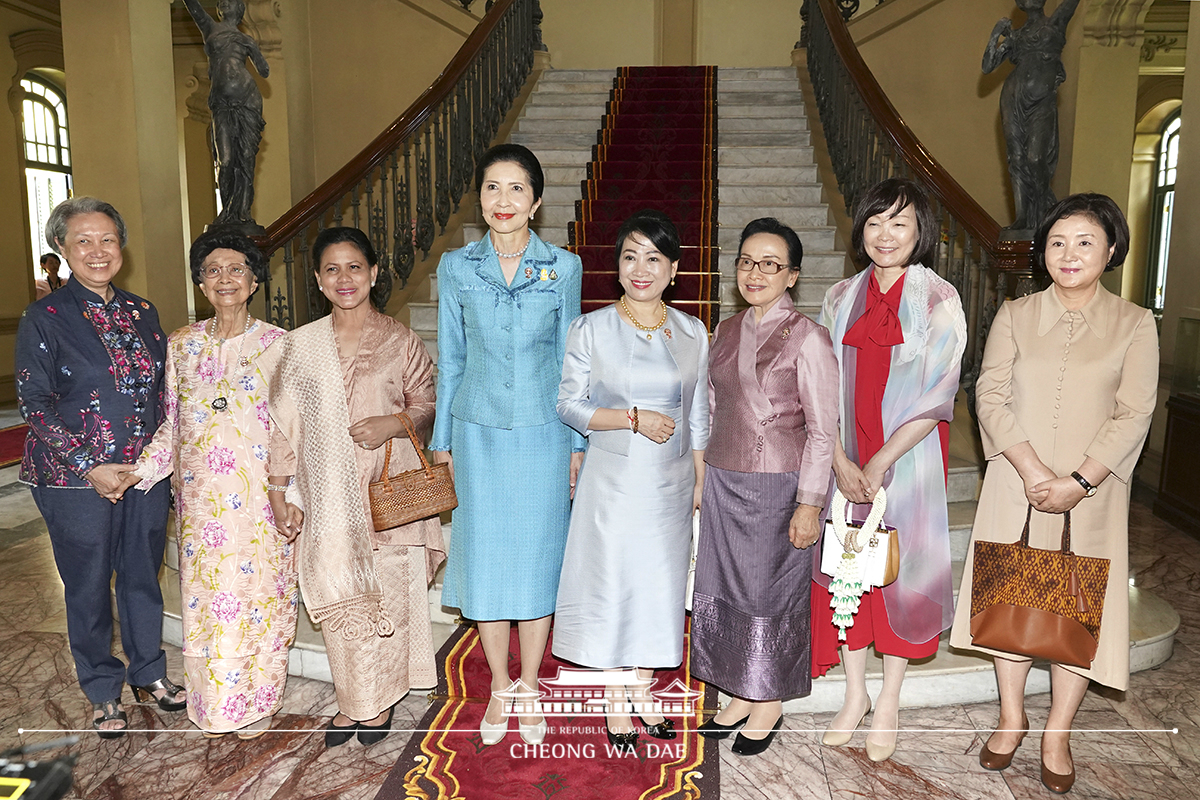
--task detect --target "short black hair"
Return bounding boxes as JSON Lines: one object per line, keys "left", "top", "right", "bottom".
{"left": 40, "top": 253, "right": 60, "bottom": 267}
{"left": 1033, "top": 193, "right": 1130, "bottom": 272}
{"left": 613, "top": 209, "right": 682, "bottom": 265}
{"left": 850, "top": 178, "right": 938, "bottom": 269}
{"left": 189, "top": 228, "right": 270, "bottom": 299}
{"left": 474, "top": 143, "right": 545, "bottom": 201}
{"left": 738, "top": 217, "right": 803, "bottom": 272}
{"left": 311, "top": 226, "right": 393, "bottom": 312}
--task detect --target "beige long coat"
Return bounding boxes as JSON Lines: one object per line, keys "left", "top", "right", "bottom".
{"left": 949, "top": 284, "right": 1157, "bottom": 690}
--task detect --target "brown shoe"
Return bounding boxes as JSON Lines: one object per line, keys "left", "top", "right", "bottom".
{"left": 979, "top": 715, "right": 1028, "bottom": 771}
{"left": 1040, "top": 745, "right": 1076, "bottom": 794}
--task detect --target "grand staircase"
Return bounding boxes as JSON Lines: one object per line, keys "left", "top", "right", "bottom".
{"left": 161, "top": 63, "right": 1178, "bottom": 707}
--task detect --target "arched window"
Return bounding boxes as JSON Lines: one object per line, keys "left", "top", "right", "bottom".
{"left": 1147, "top": 110, "right": 1181, "bottom": 314}
{"left": 20, "top": 73, "right": 73, "bottom": 284}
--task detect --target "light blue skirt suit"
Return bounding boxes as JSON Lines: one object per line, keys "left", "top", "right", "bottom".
{"left": 432, "top": 232, "right": 584, "bottom": 620}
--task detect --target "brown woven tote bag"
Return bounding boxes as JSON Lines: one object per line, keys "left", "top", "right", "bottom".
{"left": 368, "top": 413, "right": 458, "bottom": 530}
{"left": 969, "top": 505, "right": 1110, "bottom": 669}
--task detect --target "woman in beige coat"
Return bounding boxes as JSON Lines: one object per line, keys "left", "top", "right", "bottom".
{"left": 949, "top": 194, "right": 1157, "bottom": 794}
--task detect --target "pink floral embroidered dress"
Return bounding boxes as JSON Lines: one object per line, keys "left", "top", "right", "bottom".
{"left": 135, "top": 320, "right": 298, "bottom": 733}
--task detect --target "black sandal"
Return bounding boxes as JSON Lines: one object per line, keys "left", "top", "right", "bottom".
{"left": 130, "top": 677, "right": 187, "bottom": 712}
{"left": 92, "top": 699, "right": 128, "bottom": 740}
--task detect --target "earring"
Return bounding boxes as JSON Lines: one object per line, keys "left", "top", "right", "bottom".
{"left": 670, "top": 278, "right": 675, "bottom": 286}
{"left": 371, "top": 280, "right": 376, "bottom": 287}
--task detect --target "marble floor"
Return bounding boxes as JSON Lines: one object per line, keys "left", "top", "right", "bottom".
{"left": 1, "top": 455, "right": 1197, "bottom": 799}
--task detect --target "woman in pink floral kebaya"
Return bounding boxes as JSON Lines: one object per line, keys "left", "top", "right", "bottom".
{"left": 133, "top": 229, "right": 298, "bottom": 738}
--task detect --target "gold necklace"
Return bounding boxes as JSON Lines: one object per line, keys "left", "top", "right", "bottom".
{"left": 620, "top": 297, "right": 668, "bottom": 340}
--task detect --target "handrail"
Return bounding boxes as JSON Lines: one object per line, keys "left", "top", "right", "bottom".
{"left": 258, "top": 0, "right": 517, "bottom": 253}
{"left": 807, "top": 0, "right": 1034, "bottom": 270}
{"left": 251, "top": 0, "right": 541, "bottom": 328}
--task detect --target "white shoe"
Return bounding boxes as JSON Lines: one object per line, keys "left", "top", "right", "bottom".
{"left": 480, "top": 713, "right": 508, "bottom": 746}
{"left": 519, "top": 717, "right": 547, "bottom": 745}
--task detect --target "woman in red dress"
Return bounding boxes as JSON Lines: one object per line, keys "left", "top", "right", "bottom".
{"left": 812, "top": 179, "right": 966, "bottom": 762}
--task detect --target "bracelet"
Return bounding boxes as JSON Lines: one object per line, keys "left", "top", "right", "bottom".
{"left": 266, "top": 477, "right": 294, "bottom": 493}
{"left": 630, "top": 406, "right": 639, "bottom": 434}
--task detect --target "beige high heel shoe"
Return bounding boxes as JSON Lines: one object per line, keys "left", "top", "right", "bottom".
{"left": 821, "top": 699, "right": 871, "bottom": 747}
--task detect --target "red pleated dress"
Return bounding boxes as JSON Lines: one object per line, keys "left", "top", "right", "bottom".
{"left": 811, "top": 271, "right": 948, "bottom": 675}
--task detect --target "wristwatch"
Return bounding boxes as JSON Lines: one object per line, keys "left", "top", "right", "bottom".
{"left": 1070, "top": 471, "right": 1098, "bottom": 497}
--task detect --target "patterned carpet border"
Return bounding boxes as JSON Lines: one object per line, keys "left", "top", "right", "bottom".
{"left": 377, "top": 624, "right": 720, "bottom": 800}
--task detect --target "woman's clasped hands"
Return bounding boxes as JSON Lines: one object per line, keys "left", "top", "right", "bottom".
{"left": 86, "top": 464, "right": 141, "bottom": 504}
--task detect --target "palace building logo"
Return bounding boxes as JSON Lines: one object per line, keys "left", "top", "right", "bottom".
{"left": 491, "top": 667, "right": 701, "bottom": 718}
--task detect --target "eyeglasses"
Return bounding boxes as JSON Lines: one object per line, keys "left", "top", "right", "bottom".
{"left": 202, "top": 263, "right": 249, "bottom": 279}
{"left": 734, "top": 256, "right": 791, "bottom": 275}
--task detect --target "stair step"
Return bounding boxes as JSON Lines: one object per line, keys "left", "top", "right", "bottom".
{"left": 721, "top": 165, "right": 819, "bottom": 185}
{"left": 534, "top": 81, "right": 618, "bottom": 94}
{"left": 718, "top": 145, "right": 814, "bottom": 166}
{"left": 719, "top": 78, "right": 799, "bottom": 92}
{"left": 522, "top": 104, "right": 608, "bottom": 119}
{"left": 719, "top": 91, "right": 809, "bottom": 107}
{"left": 720, "top": 117, "right": 810, "bottom": 133}
{"left": 537, "top": 69, "right": 617, "bottom": 82}
{"left": 510, "top": 132, "right": 602, "bottom": 148}
{"left": 718, "top": 131, "right": 811, "bottom": 146}
{"left": 717, "top": 67, "right": 797, "bottom": 80}
{"left": 780, "top": 584, "right": 1178, "bottom": 713}
{"left": 720, "top": 205, "right": 830, "bottom": 228}
{"left": 719, "top": 184, "right": 823, "bottom": 206}
{"left": 720, "top": 224, "right": 837, "bottom": 252}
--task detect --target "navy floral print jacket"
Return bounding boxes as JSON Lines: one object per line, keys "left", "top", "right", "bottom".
{"left": 16, "top": 276, "right": 166, "bottom": 488}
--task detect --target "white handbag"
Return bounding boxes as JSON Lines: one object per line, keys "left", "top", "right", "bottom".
{"left": 820, "top": 487, "right": 897, "bottom": 588}
{"left": 820, "top": 488, "right": 898, "bottom": 640}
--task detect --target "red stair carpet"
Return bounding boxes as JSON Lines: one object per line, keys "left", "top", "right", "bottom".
{"left": 0, "top": 424, "right": 27, "bottom": 469}
{"left": 568, "top": 66, "right": 720, "bottom": 330}
{"left": 376, "top": 624, "right": 720, "bottom": 800}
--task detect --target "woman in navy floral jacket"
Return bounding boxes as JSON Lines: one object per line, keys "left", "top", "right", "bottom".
{"left": 16, "top": 197, "right": 185, "bottom": 738}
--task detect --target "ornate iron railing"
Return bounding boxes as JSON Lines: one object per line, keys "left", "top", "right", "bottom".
{"left": 802, "top": 0, "right": 1037, "bottom": 404}
{"left": 253, "top": 0, "right": 541, "bottom": 328}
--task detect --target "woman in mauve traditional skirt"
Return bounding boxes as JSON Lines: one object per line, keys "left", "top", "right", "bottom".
{"left": 690, "top": 218, "right": 839, "bottom": 756}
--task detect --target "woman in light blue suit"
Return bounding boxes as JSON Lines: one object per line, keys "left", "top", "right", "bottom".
{"left": 431, "top": 144, "right": 584, "bottom": 747}
{"left": 553, "top": 210, "right": 709, "bottom": 754}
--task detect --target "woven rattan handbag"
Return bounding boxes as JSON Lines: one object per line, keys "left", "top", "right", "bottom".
{"left": 969, "top": 505, "right": 1110, "bottom": 669}
{"left": 368, "top": 413, "right": 457, "bottom": 530}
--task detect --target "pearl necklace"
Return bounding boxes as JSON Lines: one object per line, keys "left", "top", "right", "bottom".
{"left": 620, "top": 297, "right": 668, "bottom": 340}
{"left": 494, "top": 236, "right": 530, "bottom": 259}
{"left": 209, "top": 314, "right": 254, "bottom": 412}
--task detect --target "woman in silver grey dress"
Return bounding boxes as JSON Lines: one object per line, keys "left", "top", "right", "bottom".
{"left": 554, "top": 210, "right": 709, "bottom": 754}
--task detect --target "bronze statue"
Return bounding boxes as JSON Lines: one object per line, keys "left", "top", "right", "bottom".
{"left": 184, "top": 0, "right": 269, "bottom": 233}
{"left": 984, "top": 0, "right": 1080, "bottom": 232}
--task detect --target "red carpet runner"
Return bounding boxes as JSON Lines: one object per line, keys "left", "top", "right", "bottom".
{"left": 377, "top": 624, "right": 719, "bottom": 800}
{"left": 0, "top": 424, "right": 27, "bottom": 469}
{"left": 568, "top": 66, "right": 720, "bottom": 330}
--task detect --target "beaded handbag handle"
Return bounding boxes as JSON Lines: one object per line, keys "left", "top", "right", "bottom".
{"left": 829, "top": 487, "right": 889, "bottom": 554}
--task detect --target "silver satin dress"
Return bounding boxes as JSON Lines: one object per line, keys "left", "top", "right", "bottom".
{"left": 552, "top": 305, "right": 708, "bottom": 669}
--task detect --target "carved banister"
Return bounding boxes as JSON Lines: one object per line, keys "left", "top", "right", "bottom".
{"left": 252, "top": 0, "right": 540, "bottom": 328}
{"left": 258, "top": 0, "right": 518, "bottom": 254}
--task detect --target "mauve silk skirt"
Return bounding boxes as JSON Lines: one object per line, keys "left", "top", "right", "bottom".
{"left": 690, "top": 465, "right": 813, "bottom": 701}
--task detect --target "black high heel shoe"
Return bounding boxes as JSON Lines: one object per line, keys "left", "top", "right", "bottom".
{"left": 636, "top": 715, "right": 676, "bottom": 740}
{"left": 357, "top": 706, "right": 394, "bottom": 746}
{"left": 605, "top": 726, "right": 639, "bottom": 755}
{"left": 731, "top": 715, "right": 782, "bottom": 756}
{"left": 92, "top": 699, "right": 128, "bottom": 740}
{"left": 130, "top": 677, "right": 187, "bottom": 712}
{"left": 697, "top": 713, "right": 750, "bottom": 740}
{"left": 325, "top": 715, "right": 358, "bottom": 748}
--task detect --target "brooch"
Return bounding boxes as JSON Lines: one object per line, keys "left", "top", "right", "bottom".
{"left": 664, "top": 328, "right": 673, "bottom": 340}
{"left": 549, "top": 270, "right": 558, "bottom": 281}
{"left": 781, "top": 327, "right": 791, "bottom": 340}
{"left": 211, "top": 397, "right": 229, "bottom": 412}
{"left": 524, "top": 267, "right": 533, "bottom": 279}
{"left": 539, "top": 268, "right": 550, "bottom": 281}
